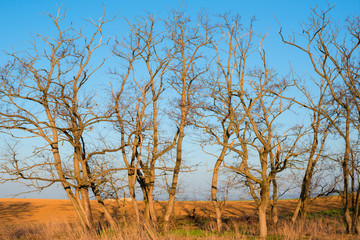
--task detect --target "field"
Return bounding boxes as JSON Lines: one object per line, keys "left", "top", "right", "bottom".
{"left": 0, "top": 197, "right": 353, "bottom": 239}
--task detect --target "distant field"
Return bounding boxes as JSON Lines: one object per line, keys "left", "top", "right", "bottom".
{"left": 0, "top": 196, "right": 343, "bottom": 224}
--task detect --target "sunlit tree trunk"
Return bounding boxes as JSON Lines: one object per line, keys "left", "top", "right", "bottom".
{"left": 162, "top": 9, "right": 210, "bottom": 231}
{"left": 211, "top": 145, "right": 228, "bottom": 233}
{"left": 271, "top": 179, "right": 278, "bottom": 225}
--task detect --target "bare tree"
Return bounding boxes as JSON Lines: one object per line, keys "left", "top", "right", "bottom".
{"left": 161, "top": 9, "right": 212, "bottom": 230}
{"left": 192, "top": 14, "right": 303, "bottom": 237}
{"left": 223, "top": 46, "right": 303, "bottom": 238}
{"left": 229, "top": 60, "right": 302, "bottom": 238}
{"left": 288, "top": 77, "right": 333, "bottom": 222}
{"left": 280, "top": 6, "right": 360, "bottom": 233}
{"left": 0, "top": 9, "right": 119, "bottom": 229}
{"left": 111, "top": 13, "right": 178, "bottom": 224}
{"left": 192, "top": 14, "right": 253, "bottom": 233}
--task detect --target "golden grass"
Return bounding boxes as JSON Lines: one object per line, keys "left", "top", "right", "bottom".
{"left": 0, "top": 216, "right": 352, "bottom": 240}
{"left": 0, "top": 196, "right": 350, "bottom": 239}
{"left": 0, "top": 196, "right": 343, "bottom": 224}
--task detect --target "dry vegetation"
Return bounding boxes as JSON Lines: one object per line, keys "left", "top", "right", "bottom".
{"left": 0, "top": 3, "right": 360, "bottom": 239}
{"left": 0, "top": 197, "right": 352, "bottom": 239}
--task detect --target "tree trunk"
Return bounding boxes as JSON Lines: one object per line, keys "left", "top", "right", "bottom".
{"left": 163, "top": 117, "right": 185, "bottom": 231}
{"left": 80, "top": 187, "right": 95, "bottom": 228}
{"left": 299, "top": 198, "right": 311, "bottom": 221}
{"left": 64, "top": 187, "right": 94, "bottom": 230}
{"left": 129, "top": 169, "right": 140, "bottom": 223}
{"left": 163, "top": 159, "right": 181, "bottom": 228}
{"left": 91, "top": 183, "right": 116, "bottom": 227}
{"left": 143, "top": 191, "right": 150, "bottom": 220}
{"left": 129, "top": 187, "right": 140, "bottom": 224}
{"left": 163, "top": 166, "right": 179, "bottom": 230}
{"left": 292, "top": 164, "right": 313, "bottom": 222}
{"left": 258, "top": 203, "right": 268, "bottom": 239}
{"left": 345, "top": 208, "right": 353, "bottom": 233}
{"left": 291, "top": 199, "right": 301, "bottom": 223}
{"left": 271, "top": 179, "right": 278, "bottom": 225}
{"left": 163, "top": 156, "right": 180, "bottom": 230}
{"left": 343, "top": 112, "right": 351, "bottom": 233}
{"left": 137, "top": 172, "right": 150, "bottom": 220}
{"left": 258, "top": 179, "right": 270, "bottom": 239}
{"left": 53, "top": 147, "right": 95, "bottom": 230}
{"left": 65, "top": 189, "right": 92, "bottom": 229}
{"left": 211, "top": 145, "right": 228, "bottom": 233}
{"left": 147, "top": 162, "right": 158, "bottom": 222}
{"left": 350, "top": 185, "right": 360, "bottom": 234}
{"left": 148, "top": 192, "right": 158, "bottom": 222}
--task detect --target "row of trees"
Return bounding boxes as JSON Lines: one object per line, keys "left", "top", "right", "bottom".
{"left": 0, "top": 6, "right": 359, "bottom": 238}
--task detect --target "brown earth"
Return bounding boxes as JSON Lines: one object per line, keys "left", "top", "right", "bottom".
{"left": 0, "top": 197, "right": 343, "bottom": 224}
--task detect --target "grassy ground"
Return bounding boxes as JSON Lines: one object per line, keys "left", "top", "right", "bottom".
{"left": 0, "top": 196, "right": 355, "bottom": 239}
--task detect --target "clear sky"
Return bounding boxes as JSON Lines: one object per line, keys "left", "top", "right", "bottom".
{"left": 0, "top": 0, "right": 359, "bottom": 199}
{"left": 0, "top": 0, "right": 359, "bottom": 81}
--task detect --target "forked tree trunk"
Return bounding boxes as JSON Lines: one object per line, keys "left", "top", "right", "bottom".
{"left": 292, "top": 171, "right": 312, "bottom": 223}
{"left": 82, "top": 188, "right": 94, "bottom": 226}
{"left": 137, "top": 169, "right": 158, "bottom": 222}
{"left": 291, "top": 131, "right": 319, "bottom": 223}
{"left": 85, "top": 158, "right": 116, "bottom": 227}
{"left": 65, "top": 189, "right": 92, "bottom": 229}
{"left": 299, "top": 199, "right": 311, "bottom": 221}
{"left": 292, "top": 199, "right": 312, "bottom": 223}
{"left": 142, "top": 172, "right": 158, "bottom": 222}
{"left": 52, "top": 146, "right": 95, "bottom": 230}
{"left": 65, "top": 187, "right": 95, "bottom": 230}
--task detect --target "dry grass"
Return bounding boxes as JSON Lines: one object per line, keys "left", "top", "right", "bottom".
{"left": 0, "top": 197, "right": 343, "bottom": 224}
{"left": 0, "top": 216, "right": 353, "bottom": 240}
{"left": 0, "top": 196, "right": 355, "bottom": 239}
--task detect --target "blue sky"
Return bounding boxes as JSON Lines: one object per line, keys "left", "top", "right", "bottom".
{"left": 0, "top": 0, "right": 359, "bottom": 199}
{"left": 1, "top": 0, "right": 358, "bottom": 75}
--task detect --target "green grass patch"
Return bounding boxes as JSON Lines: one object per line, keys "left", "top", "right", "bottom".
{"left": 169, "top": 229, "right": 208, "bottom": 237}
{"left": 307, "top": 208, "right": 343, "bottom": 218}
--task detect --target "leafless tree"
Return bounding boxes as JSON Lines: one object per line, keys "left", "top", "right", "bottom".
{"left": 192, "top": 14, "right": 254, "bottom": 233}
{"left": 161, "top": 9, "right": 212, "bottom": 230}
{"left": 287, "top": 77, "right": 334, "bottom": 222}
{"left": 226, "top": 57, "right": 303, "bottom": 238}
{"left": 280, "top": 5, "right": 360, "bottom": 233}
{"left": 191, "top": 14, "right": 303, "bottom": 237}
{"left": 0, "top": 9, "right": 120, "bottom": 229}
{"left": 111, "top": 13, "right": 179, "bottom": 224}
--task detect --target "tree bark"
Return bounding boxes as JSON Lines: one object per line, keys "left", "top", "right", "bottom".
{"left": 91, "top": 182, "right": 116, "bottom": 227}
{"left": 343, "top": 110, "right": 352, "bottom": 233}
{"left": 163, "top": 131, "right": 184, "bottom": 230}
{"left": 271, "top": 179, "right": 278, "bottom": 225}
{"left": 258, "top": 202, "right": 268, "bottom": 239}
{"left": 291, "top": 200, "right": 301, "bottom": 223}
{"left": 211, "top": 145, "right": 228, "bottom": 233}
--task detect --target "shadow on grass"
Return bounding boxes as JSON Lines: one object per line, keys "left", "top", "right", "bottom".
{"left": 0, "top": 202, "right": 38, "bottom": 222}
